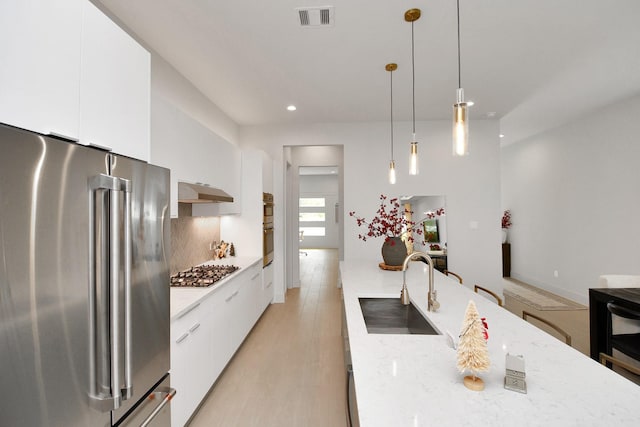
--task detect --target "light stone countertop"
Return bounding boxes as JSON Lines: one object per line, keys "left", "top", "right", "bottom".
{"left": 170, "top": 256, "right": 262, "bottom": 320}
{"left": 340, "top": 260, "right": 640, "bottom": 427}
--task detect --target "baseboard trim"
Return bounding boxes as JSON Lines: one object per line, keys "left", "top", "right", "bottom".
{"left": 509, "top": 273, "right": 588, "bottom": 306}
{"left": 505, "top": 277, "right": 587, "bottom": 310}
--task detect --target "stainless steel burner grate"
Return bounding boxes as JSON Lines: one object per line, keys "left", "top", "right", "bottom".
{"left": 170, "top": 264, "right": 240, "bottom": 287}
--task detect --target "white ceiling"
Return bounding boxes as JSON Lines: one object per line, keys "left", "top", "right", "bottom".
{"left": 97, "top": 0, "right": 640, "bottom": 145}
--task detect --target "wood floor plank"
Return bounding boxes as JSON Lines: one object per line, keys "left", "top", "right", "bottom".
{"left": 188, "top": 249, "right": 347, "bottom": 427}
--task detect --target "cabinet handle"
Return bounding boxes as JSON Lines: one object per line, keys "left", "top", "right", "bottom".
{"left": 175, "top": 333, "right": 189, "bottom": 344}
{"left": 177, "top": 303, "right": 200, "bottom": 319}
{"left": 266, "top": 282, "right": 273, "bottom": 289}
{"left": 48, "top": 132, "right": 78, "bottom": 142}
{"left": 88, "top": 142, "right": 113, "bottom": 152}
{"left": 189, "top": 323, "right": 201, "bottom": 333}
{"left": 225, "top": 290, "right": 240, "bottom": 302}
{"left": 251, "top": 273, "right": 260, "bottom": 281}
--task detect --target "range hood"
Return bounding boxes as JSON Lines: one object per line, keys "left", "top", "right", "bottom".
{"left": 177, "top": 182, "right": 234, "bottom": 203}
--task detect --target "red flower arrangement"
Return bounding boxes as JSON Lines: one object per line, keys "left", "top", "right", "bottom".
{"left": 349, "top": 195, "right": 422, "bottom": 242}
{"left": 501, "top": 210, "right": 512, "bottom": 229}
{"left": 425, "top": 207, "right": 446, "bottom": 219}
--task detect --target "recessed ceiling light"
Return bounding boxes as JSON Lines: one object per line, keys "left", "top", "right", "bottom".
{"left": 499, "top": 134, "right": 505, "bottom": 138}
{"left": 287, "top": 105, "right": 297, "bottom": 111}
{"left": 486, "top": 111, "right": 496, "bottom": 118}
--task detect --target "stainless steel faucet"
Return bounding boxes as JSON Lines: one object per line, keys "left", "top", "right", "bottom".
{"left": 400, "top": 251, "right": 440, "bottom": 312}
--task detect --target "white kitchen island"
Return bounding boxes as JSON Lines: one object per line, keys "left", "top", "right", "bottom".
{"left": 340, "top": 260, "right": 640, "bottom": 426}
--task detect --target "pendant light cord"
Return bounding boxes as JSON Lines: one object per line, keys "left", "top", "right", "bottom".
{"left": 411, "top": 21, "right": 416, "bottom": 134}
{"left": 390, "top": 69, "right": 394, "bottom": 159}
{"left": 457, "top": 0, "right": 461, "bottom": 89}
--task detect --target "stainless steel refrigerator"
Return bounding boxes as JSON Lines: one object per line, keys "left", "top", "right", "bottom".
{"left": 0, "top": 123, "right": 173, "bottom": 426}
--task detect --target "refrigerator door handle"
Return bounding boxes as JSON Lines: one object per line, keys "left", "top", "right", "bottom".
{"left": 139, "top": 386, "right": 176, "bottom": 427}
{"left": 88, "top": 175, "right": 100, "bottom": 408}
{"left": 122, "top": 177, "right": 133, "bottom": 401}
{"left": 88, "top": 174, "right": 132, "bottom": 410}
{"left": 109, "top": 179, "right": 123, "bottom": 409}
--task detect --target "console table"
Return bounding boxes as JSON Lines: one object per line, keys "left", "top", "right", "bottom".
{"left": 427, "top": 252, "right": 447, "bottom": 272}
{"left": 589, "top": 288, "right": 640, "bottom": 361}
{"left": 502, "top": 243, "right": 511, "bottom": 277}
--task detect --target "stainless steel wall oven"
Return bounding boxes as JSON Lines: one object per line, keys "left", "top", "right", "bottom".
{"left": 263, "top": 192, "right": 274, "bottom": 267}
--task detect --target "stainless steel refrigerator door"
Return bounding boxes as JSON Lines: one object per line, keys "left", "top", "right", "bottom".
{"left": 109, "top": 154, "right": 171, "bottom": 425}
{"left": 0, "top": 124, "right": 111, "bottom": 427}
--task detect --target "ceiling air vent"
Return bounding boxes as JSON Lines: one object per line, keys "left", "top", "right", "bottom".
{"left": 296, "top": 6, "right": 334, "bottom": 27}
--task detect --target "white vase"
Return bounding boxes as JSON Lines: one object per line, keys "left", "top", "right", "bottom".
{"left": 501, "top": 229, "right": 508, "bottom": 244}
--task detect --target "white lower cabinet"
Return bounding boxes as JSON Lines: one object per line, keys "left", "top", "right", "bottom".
{"left": 261, "top": 263, "right": 274, "bottom": 312}
{"left": 170, "top": 301, "right": 213, "bottom": 427}
{"left": 246, "top": 263, "right": 263, "bottom": 328}
{"left": 170, "top": 260, "right": 266, "bottom": 426}
{"left": 215, "top": 274, "right": 246, "bottom": 366}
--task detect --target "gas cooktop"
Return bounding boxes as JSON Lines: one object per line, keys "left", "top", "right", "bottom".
{"left": 170, "top": 264, "right": 240, "bottom": 287}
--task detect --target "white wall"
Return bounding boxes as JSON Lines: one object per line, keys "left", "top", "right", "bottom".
{"left": 241, "top": 119, "right": 503, "bottom": 293}
{"left": 151, "top": 55, "right": 239, "bottom": 145}
{"left": 501, "top": 94, "right": 640, "bottom": 304}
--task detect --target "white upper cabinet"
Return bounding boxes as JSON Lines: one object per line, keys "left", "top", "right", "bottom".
{"left": 80, "top": 1, "right": 150, "bottom": 161}
{"left": 0, "top": 0, "right": 82, "bottom": 140}
{"left": 0, "top": 0, "right": 150, "bottom": 161}
{"left": 152, "top": 94, "right": 242, "bottom": 217}
{"left": 194, "top": 139, "right": 242, "bottom": 216}
{"left": 262, "top": 151, "right": 274, "bottom": 194}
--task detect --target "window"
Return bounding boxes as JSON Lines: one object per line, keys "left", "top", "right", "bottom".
{"left": 299, "top": 212, "right": 326, "bottom": 222}
{"left": 299, "top": 197, "right": 325, "bottom": 208}
{"left": 299, "top": 197, "right": 326, "bottom": 237}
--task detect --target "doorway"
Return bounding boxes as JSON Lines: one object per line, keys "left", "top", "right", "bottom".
{"left": 299, "top": 166, "right": 340, "bottom": 250}
{"left": 284, "top": 145, "right": 344, "bottom": 290}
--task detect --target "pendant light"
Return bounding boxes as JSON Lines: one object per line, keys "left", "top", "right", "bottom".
{"left": 453, "top": 0, "right": 471, "bottom": 156}
{"left": 405, "top": 8, "right": 420, "bottom": 175}
{"left": 386, "top": 63, "right": 397, "bottom": 184}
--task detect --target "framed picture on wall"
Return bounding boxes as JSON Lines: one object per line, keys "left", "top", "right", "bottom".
{"left": 423, "top": 219, "right": 439, "bottom": 243}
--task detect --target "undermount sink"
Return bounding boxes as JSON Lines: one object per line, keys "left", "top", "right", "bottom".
{"left": 358, "top": 298, "right": 440, "bottom": 335}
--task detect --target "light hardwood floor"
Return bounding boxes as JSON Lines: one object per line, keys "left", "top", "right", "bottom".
{"left": 189, "top": 249, "right": 347, "bottom": 427}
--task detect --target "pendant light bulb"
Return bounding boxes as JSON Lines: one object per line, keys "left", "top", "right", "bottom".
{"left": 409, "top": 139, "right": 419, "bottom": 175}
{"left": 386, "top": 63, "right": 398, "bottom": 184}
{"left": 405, "top": 9, "right": 421, "bottom": 175}
{"left": 453, "top": 0, "right": 470, "bottom": 156}
{"left": 389, "top": 160, "right": 397, "bottom": 184}
{"left": 453, "top": 88, "right": 469, "bottom": 156}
